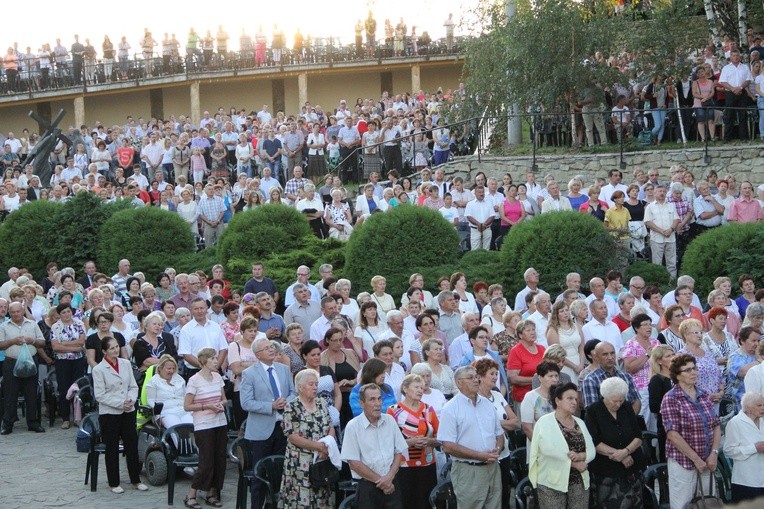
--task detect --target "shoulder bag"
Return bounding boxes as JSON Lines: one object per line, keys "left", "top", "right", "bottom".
{"left": 684, "top": 471, "right": 724, "bottom": 509}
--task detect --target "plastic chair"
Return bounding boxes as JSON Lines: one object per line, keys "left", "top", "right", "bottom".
{"left": 508, "top": 447, "right": 527, "bottom": 486}
{"left": 514, "top": 476, "right": 536, "bottom": 509}
{"left": 254, "top": 455, "right": 285, "bottom": 509}
{"left": 428, "top": 480, "right": 457, "bottom": 509}
{"left": 161, "top": 424, "right": 199, "bottom": 505}
{"left": 642, "top": 463, "right": 670, "bottom": 509}
{"left": 506, "top": 429, "right": 526, "bottom": 451}
{"left": 641, "top": 430, "right": 660, "bottom": 466}
{"left": 338, "top": 494, "right": 357, "bottom": 509}
{"left": 81, "top": 411, "right": 123, "bottom": 492}
{"left": 231, "top": 437, "right": 255, "bottom": 509}
{"left": 715, "top": 449, "right": 733, "bottom": 503}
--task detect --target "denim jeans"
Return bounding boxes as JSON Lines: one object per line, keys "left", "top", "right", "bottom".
{"left": 651, "top": 108, "right": 666, "bottom": 141}
{"left": 757, "top": 97, "right": 764, "bottom": 139}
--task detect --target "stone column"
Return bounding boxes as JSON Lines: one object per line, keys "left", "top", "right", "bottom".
{"left": 73, "top": 96, "right": 85, "bottom": 128}
{"left": 411, "top": 64, "right": 421, "bottom": 94}
{"left": 298, "top": 73, "right": 308, "bottom": 109}
{"left": 190, "top": 81, "right": 201, "bottom": 128}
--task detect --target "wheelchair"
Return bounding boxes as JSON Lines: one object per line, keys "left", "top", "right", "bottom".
{"left": 135, "top": 365, "right": 198, "bottom": 487}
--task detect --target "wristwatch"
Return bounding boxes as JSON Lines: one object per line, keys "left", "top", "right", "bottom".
{"left": 711, "top": 449, "right": 719, "bottom": 455}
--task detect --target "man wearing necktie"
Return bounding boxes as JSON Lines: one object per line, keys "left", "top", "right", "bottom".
{"left": 240, "top": 337, "right": 296, "bottom": 509}
{"left": 77, "top": 260, "right": 98, "bottom": 291}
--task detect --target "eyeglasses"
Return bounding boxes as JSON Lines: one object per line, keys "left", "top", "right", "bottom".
{"left": 254, "top": 345, "right": 275, "bottom": 353}
{"left": 630, "top": 285, "right": 644, "bottom": 290}
{"left": 679, "top": 366, "right": 697, "bottom": 373}
{"left": 457, "top": 375, "right": 479, "bottom": 381}
{"left": 672, "top": 314, "right": 685, "bottom": 319}
{"left": 297, "top": 272, "right": 310, "bottom": 276}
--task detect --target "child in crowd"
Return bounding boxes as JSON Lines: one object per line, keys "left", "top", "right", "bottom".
{"left": 326, "top": 135, "right": 340, "bottom": 171}
{"left": 190, "top": 147, "right": 207, "bottom": 185}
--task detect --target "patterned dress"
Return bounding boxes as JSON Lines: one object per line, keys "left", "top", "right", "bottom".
{"left": 279, "top": 398, "right": 335, "bottom": 509}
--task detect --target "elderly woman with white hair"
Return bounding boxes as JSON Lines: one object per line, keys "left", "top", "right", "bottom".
{"left": 584, "top": 377, "right": 646, "bottom": 508}
{"left": 296, "top": 182, "right": 328, "bottom": 239}
{"left": 723, "top": 391, "right": 764, "bottom": 503}
{"left": 335, "top": 279, "right": 359, "bottom": 321}
{"left": 324, "top": 188, "right": 354, "bottom": 240}
{"left": 411, "top": 363, "right": 446, "bottom": 416}
{"left": 370, "top": 275, "right": 395, "bottom": 314}
{"left": 481, "top": 296, "right": 508, "bottom": 336}
{"left": 742, "top": 302, "right": 764, "bottom": 334}
{"left": 133, "top": 311, "right": 178, "bottom": 371}
{"left": 280, "top": 368, "right": 336, "bottom": 508}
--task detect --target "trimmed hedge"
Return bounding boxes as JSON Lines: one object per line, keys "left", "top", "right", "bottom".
{"left": 624, "top": 261, "right": 672, "bottom": 292}
{"left": 500, "top": 211, "right": 618, "bottom": 297}
{"left": 97, "top": 207, "right": 196, "bottom": 276}
{"left": 344, "top": 204, "right": 461, "bottom": 300}
{"left": 681, "top": 222, "right": 763, "bottom": 298}
{"left": 0, "top": 200, "right": 62, "bottom": 278}
{"left": 48, "top": 192, "right": 134, "bottom": 272}
{"left": 216, "top": 205, "right": 312, "bottom": 267}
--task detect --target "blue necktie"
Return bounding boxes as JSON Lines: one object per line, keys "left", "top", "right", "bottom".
{"left": 267, "top": 367, "right": 280, "bottom": 399}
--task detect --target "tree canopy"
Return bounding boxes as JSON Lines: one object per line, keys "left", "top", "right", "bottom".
{"left": 460, "top": 0, "right": 729, "bottom": 119}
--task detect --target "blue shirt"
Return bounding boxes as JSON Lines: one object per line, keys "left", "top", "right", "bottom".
{"left": 349, "top": 382, "right": 397, "bottom": 417}
{"left": 258, "top": 313, "right": 285, "bottom": 337}
{"left": 727, "top": 348, "right": 756, "bottom": 405}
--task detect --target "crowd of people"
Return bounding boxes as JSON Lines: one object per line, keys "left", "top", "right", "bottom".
{"left": 0, "top": 157, "right": 763, "bottom": 507}
{"left": 0, "top": 14, "right": 459, "bottom": 91}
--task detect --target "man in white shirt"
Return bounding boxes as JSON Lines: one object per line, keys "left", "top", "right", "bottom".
{"left": 541, "top": 181, "right": 573, "bottom": 213}
{"left": 599, "top": 169, "right": 629, "bottom": 207}
{"left": 693, "top": 180, "right": 725, "bottom": 232}
{"left": 284, "top": 266, "right": 321, "bottom": 307}
{"left": 514, "top": 268, "right": 542, "bottom": 312}
{"left": 582, "top": 299, "right": 624, "bottom": 353}
{"left": 626, "top": 276, "right": 649, "bottom": 308}
{"left": 555, "top": 272, "right": 586, "bottom": 303}
{"left": 256, "top": 105, "right": 272, "bottom": 125}
{"left": 140, "top": 132, "right": 165, "bottom": 180}
{"left": 337, "top": 117, "right": 360, "bottom": 180}
{"left": 448, "top": 313, "right": 480, "bottom": 370}
{"left": 259, "top": 166, "right": 280, "bottom": 199}
{"left": 341, "top": 384, "right": 408, "bottom": 507}
{"left": 449, "top": 176, "right": 474, "bottom": 246}
{"left": 485, "top": 178, "right": 505, "bottom": 250}
{"left": 438, "top": 366, "right": 504, "bottom": 509}
{"left": 379, "top": 311, "right": 418, "bottom": 371}
{"left": 309, "top": 296, "right": 339, "bottom": 341}
{"left": 61, "top": 158, "right": 81, "bottom": 183}
{"left": 465, "top": 186, "right": 494, "bottom": 251}
{"left": 719, "top": 50, "right": 753, "bottom": 141}
{"left": 660, "top": 275, "right": 703, "bottom": 310}
{"left": 524, "top": 171, "right": 542, "bottom": 202}
{"left": 644, "top": 184, "right": 679, "bottom": 279}
{"left": 527, "top": 292, "right": 551, "bottom": 347}
{"left": 177, "top": 298, "right": 228, "bottom": 377}
{"left": 584, "top": 277, "right": 619, "bottom": 321}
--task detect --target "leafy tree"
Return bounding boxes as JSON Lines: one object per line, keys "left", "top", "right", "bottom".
{"left": 461, "top": 0, "right": 708, "bottom": 127}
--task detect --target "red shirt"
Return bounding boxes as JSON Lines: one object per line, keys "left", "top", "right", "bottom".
{"left": 612, "top": 314, "right": 631, "bottom": 332}
{"left": 117, "top": 147, "right": 134, "bottom": 168}
{"left": 506, "top": 342, "right": 546, "bottom": 402}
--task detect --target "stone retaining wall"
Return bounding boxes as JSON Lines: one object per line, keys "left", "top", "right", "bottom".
{"left": 441, "top": 145, "right": 763, "bottom": 183}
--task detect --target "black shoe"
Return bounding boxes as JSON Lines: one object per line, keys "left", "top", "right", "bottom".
{"left": 0, "top": 427, "right": 12, "bottom": 435}
{"left": 28, "top": 426, "right": 45, "bottom": 433}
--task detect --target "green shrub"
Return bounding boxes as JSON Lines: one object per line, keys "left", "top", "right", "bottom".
{"left": 344, "top": 205, "right": 460, "bottom": 301}
{"left": 47, "top": 193, "right": 134, "bottom": 272}
{"left": 216, "top": 205, "right": 312, "bottom": 266}
{"left": 681, "top": 222, "right": 763, "bottom": 297}
{"left": 97, "top": 207, "right": 196, "bottom": 277}
{"left": 0, "top": 200, "right": 62, "bottom": 278}
{"left": 624, "top": 261, "right": 672, "bottom": 292}
{"left": 457, "top": 249, "right": 506, "bottom": 288}
{"left": 500, "top": 211, "right": 618, "bottom": 297}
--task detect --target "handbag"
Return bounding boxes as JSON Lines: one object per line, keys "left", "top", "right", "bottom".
{"left": 700, "top": 98, "right": 714, "bottom": 107}
{"left": 13, "top": 343, "right": 37, "bottom": 378}
{"left": 308, "top": 459, "right": 340, "bottom": 488}
{"left": 684, "top": 471, "right": 724, "bottom": 509}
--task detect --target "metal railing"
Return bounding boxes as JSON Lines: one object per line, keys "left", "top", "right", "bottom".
{"left": 471, "top": 105, "right": 764, "bottom": 169}
{"left": 0, "top": 36, "right": 468, "bottom": 99}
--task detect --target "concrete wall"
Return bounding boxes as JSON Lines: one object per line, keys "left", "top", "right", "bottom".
{"left": 86, "top": 90, "right": 151, "bottom": 127}
{"left": 442, "top": 146, "right": 764, "bottom": 185}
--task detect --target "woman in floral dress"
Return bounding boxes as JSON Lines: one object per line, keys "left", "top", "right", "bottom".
{"left": 279, "top": 368, "right": 335, "bottom": 509}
